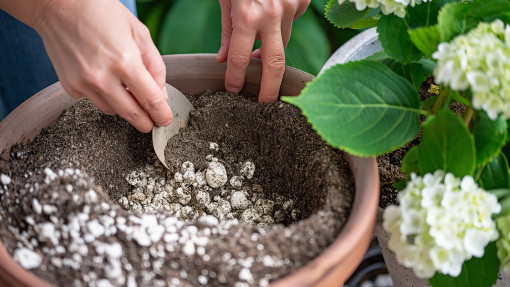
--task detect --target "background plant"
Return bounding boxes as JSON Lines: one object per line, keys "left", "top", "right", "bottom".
{"left": 135, "top": 0, "right": 358, "bottom": 75}
{"left": 282, "top": 0, "right": 510, "bottom": 286}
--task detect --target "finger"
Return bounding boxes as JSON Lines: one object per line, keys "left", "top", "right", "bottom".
{"left": 217, "top": 0, "right": 232, "bottom": 63}
{"left": 295, "top": 1, "right": 310, "bottom": 20}
{"left": 225, "top": 27, "right": 257, "bottom": 94}
{"left": 121, "top": 59, "right": 173, "bottom": 128}
{"left": 134, "top": 24, "right": 167, "bottom": 89}
{"left": 259, "top": 31, "right": 286, "bottom": 103}
{"left": 101, "top": 81, "right": 155, "bottom": 133}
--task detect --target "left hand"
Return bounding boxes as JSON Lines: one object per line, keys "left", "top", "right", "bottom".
{"left": 216, "top": 0, "right": 310, "bottom": 102}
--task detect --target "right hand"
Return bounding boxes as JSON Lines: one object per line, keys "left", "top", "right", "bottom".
{"left": 32, "top": 0, "right": 172, "bottom": 133}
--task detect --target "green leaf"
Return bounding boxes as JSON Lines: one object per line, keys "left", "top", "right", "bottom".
{"left": 418, "top": 108, "right": 475, "bottom": 177}
{"left": 408, "top": 25, "right": 441, "bottom": 57}
{"left": 438, "top": 0, "right": 510, "bottom": 43}
{"left": 325, "top": 0, "right": 370, "bottom": 28}
{"left": 350, "top": 16, "right": 379, "bottom": 29}
{"left": 377, "top": 14, "right": 423, "bottom": 63}
{"left": 429, "top": 242, "right": 499, "bottom": 287}
{"left": 402, "top": 145, "right": 420, "bottom": 175}
{"left": 142, "top": 0, "right": 173, "bottom": 43}
{"left": 381, "top": 58, "right": 435, "bottom": 91}
{"left": 285, "top": 9, "right": 330, "bottom": 75}
{"left": 158, "top": 0, "right": 221, "bottom": 54}
{"left": 477, "top": 153, "right": 510, "bottom": 190}
{"left": 473, "top": 112, "right": 508, "bottom": 168}
{"left": 421, "top": 95, "right": 438, "bottom": 110}
{"left": 406, "top": 0, "right": 458, "bottom": 27}
{"left": 282, "top": 60, "right": 420, "bottom": 156}
{"left": 392, "top": 179, "right": 407, "bottom": 190}
{"left": 365, "top": 51, "right": 389, "bottom": 61}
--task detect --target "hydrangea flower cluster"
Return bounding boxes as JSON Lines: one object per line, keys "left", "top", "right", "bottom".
{"left": 432, "top": 19, "right": 510, "bottom": 120}
{"left": 338, "top": 0, "right": 429, "bottom": 18}
{"left": 383, "top": 170, "right": 501, "bottom": 278}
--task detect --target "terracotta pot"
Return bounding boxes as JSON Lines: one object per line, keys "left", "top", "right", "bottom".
{"left": 0, "top": 54, "right": 379, "bottom": 287}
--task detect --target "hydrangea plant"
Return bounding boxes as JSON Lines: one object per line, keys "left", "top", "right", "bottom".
{"left": 282, "top": 0, "right": 510, "bottom": 285}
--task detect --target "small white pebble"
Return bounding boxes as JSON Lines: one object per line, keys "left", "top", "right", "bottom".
{"left": 206, "top": 161, "right": 228, "bottom": 188}
{"left": 239, "top": 161, "right": 255, "bottom": 179}
{"left": 32, "top": 199, "right": 42, "bottom": 215}
{"left": 0, "top": 174, "right": 11, "bottom": 185}
{"left": 230, "top": 176, "right": 244, "bottom": 188}
{"left": 209, "top": 142, "right": 219, "bottom": 151}
{"left": 231, "top": 191, "right": 251, "bottom": 210}
{"left": 13, "top": 248, "right": 42, "bottom": 269}
{"left": 239, "top": 268, "right": 254, "bottom": 282}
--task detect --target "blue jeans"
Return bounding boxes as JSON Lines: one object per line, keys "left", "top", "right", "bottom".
{"left": 0, "top": 0, "right": 137, "bottom": 120}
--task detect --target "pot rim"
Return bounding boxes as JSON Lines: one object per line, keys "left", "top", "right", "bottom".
{"left": 0, "top": 53, "right": 379, "bottom": 287}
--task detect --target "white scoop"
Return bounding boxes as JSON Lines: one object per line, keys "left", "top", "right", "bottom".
{"left": 152, "top": 83, "right": 194, "bottom": 170}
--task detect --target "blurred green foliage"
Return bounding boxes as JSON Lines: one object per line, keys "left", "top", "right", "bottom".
{"left": 136, "top": 0, "right": 358, "bottom": 75}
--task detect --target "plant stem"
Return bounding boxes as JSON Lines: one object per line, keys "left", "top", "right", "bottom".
{"left": 463, "top": 107, "right": 474, "bottom": 128}
{"left": 431, "top": 87, "right": 449, "bottom": 114}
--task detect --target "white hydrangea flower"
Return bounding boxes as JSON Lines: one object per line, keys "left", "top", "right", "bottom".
{"left": 433, "top": 19, "right": 510, "bottom": 120}
{"left": 338, "top": 0, "right": 428, "bottom": 18}
{"left": 383, "top": 170, "right": 501, "bottom": 278}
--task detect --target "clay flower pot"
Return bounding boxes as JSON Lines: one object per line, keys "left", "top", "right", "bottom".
{"left": 0, "top": 54, "right": 379, "bottom": 287}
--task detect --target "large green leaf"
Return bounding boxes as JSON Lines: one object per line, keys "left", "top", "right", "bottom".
{"left": 158, "top": 0, "right": 221, "bottom": 54}
{"left": 408, "top": 25, "right": 441, "bottom": 58}
{"left": 377, "top": 14, "right": 423, "bottom": 63}
{"left": 429, "top": 242, "right": 499, "bottom": 287}
{"left": 282, "top": 60, "right": 420, "bottom": 156}
{"left": 477, "top": 153, "right": 510, "bottom": 190}
{"left": 142, "top": 0, "right": 173, "bottom": 43}
{"left": 418, "top": 108, "right": 475, "bottom": 177}
{"left": 285, "top": 9, "right": 330, "bottom": 75}
{"left": 325, "top": 0, "right": 370, "bottom": 28}
{"left": 438, "top": 0, "right": 510, "bottom": 43}
{"left": 473, "top": 112, "right": 508, "bottom": 168}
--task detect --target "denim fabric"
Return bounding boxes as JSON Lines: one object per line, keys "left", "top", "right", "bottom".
{"left": 0, "top": 0, "right": 137, "bottom": 120}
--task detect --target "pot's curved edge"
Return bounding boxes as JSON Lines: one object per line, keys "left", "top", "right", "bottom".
{"left": 0, "top": 82, "right": 79, "bottom": 153}
{"left": 162, "top": 53, "right": 314, "bottom": 98}
{"left": 319, "top": 28, "right": 380, "bottom": 74}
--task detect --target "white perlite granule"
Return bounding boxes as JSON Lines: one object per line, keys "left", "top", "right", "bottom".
{"left": 120, "top": 150, "right": 298, "bottom": 226}
{"left": 0, "top": 174, "right": 11, "bottom": 185}
{"left": 13, "top": 248, "right": 42, "bottom": 269}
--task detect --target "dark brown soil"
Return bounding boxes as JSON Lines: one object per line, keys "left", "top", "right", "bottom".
{"left": 0, "top": 91, "right": 354, "bottom": 286}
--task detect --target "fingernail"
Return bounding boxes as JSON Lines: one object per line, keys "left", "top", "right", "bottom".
{"left": 226, "top": 86, "right": 240, "bottom": 94}
{"left": 162, "top": 85, "right": 168, "bottom": 100}
{"left": 161, "top": 118, "right": 173, "bottom": 126}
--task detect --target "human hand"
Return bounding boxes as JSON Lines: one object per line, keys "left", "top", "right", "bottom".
{"left": 216, "top": 0, "right": 310, "bottom": 102}
{"left": 32, "top": 0, "right": 172, "bottom": 133}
